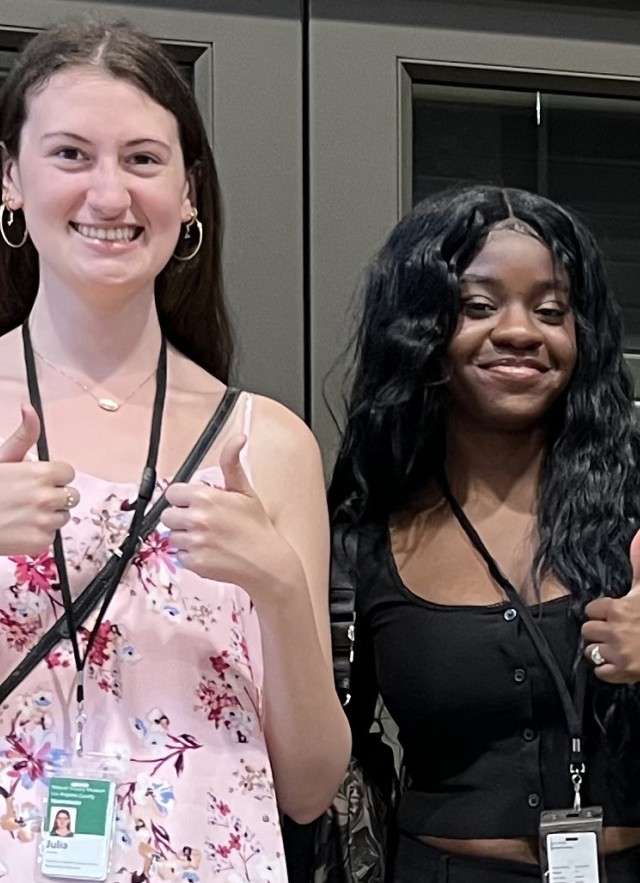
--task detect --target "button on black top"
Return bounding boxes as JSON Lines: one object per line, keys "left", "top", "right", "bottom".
{"left": 528, "top": 793, "right": 541, "bottom": 808}
{"left": 514, "top": 668, "right": 527, "bottom": 683}
{"left": 523, "top": 727, "right": 536, "bottom": 742}
{"left": 504, "top": 608, "right": 518, "bottom": 622}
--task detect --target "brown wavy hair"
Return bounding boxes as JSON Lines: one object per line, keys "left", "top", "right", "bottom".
{"left": 0, "top": 19, "right": 233, "bottom": 381}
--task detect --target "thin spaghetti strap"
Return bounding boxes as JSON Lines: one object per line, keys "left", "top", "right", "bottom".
{"left": 239, "top": 392, "right": 254, "bottom": 480}
{"left": 242, "top": 392, "right": 253, "bottom": 442}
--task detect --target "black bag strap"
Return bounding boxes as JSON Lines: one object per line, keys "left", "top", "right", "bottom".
{"left": 330, "top": 523, "right": 358, "bottom": 706}
{"left": 0, "top": 386, "right": 242, "bottom": 704}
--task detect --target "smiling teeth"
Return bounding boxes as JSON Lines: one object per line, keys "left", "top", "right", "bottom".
{"left": 75, "top": 224, "right": 137, "bottom": 241}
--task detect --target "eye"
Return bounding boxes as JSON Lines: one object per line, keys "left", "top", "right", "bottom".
{"left": 460, "top": 298, "right": 495, "bottom": 318}
{"left": 536, "top": 304, "right": 570, "bottom": 324}
{"left": 127, "top": 153, "right": 160, "bottom": 167}
{"left": 54, "top": 147, "right": 86, "bottom": 162}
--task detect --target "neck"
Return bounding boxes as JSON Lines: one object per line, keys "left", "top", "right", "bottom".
{"left": 444, "top": 416, "right": 549, "bottom": 514}
{"left": 28, "top": 277, "right": 162, "bottom": 385}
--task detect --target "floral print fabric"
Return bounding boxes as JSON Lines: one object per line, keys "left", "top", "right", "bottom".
{"left": 0, "top": 418, "right": 287, "bottom": 882}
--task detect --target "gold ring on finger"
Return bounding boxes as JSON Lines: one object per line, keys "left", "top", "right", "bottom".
{"left": 64, "top": 486, "right": 79, "bottom": 509}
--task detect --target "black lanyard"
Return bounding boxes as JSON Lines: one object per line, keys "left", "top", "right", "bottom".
{"left": 22, "top": 322, "right": 167, "bottom": 749}
{"left": 438, "top": 474, "right": 588, "bottom": 808}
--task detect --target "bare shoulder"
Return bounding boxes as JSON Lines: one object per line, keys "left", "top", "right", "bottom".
{"left": 249, "top": 394, "right": 320, "bottom": 458}
{"left": 247, "top": 394, "right": 325, "bottom": 519}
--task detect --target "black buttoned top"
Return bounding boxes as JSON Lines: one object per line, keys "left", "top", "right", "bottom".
{"left": 354, "top": 526, "right": 640, "bottom": 838}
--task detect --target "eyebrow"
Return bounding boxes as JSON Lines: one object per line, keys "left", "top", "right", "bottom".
{"left": 460, "top": 273, "right": 570, "bottom": 294}
{"left": 40, "top": 131, "right": 171, "bottom": 150}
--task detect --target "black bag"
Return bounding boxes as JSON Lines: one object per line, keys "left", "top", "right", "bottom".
{"left": 311, "top": 525, "right": 400, "bottom": 883}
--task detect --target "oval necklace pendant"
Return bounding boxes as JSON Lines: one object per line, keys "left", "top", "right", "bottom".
{"left": 98, "top": 398, "right": 120, "bottom": 412}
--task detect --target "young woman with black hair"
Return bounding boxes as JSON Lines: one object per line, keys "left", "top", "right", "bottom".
{"left": 329, "top": 185, "right": 640, "bottom": 881}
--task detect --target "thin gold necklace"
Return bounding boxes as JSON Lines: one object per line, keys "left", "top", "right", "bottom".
{"left": 32, "top": 348, "right": 157, "bottom": 412}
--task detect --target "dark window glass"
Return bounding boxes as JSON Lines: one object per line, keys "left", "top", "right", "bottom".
{"left": 0, "top": 48, "right": 18, "bottom": 80}
{"left": 413, "top": 83, "right": 640, "bottom": 393}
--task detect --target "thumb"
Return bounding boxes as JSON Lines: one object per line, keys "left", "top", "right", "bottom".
{"left": 0, "top": 405, "right": 40, "bottom": 464}
{"left": 219, "top": 434, "right": 251, "bottom": 494}
{"left": 630, "top": 527, "right": 640, "bottom": 591}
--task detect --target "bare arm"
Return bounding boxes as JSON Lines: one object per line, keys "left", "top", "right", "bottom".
{"left": 248, "top": 397, "right": 351, "bottom": 823}
{"left": 163, "top": 395, "right": 351, "bottom": 823}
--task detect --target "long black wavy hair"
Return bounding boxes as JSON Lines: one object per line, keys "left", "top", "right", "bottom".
{"left": 329, "top": 184, "right": 640, "bottom": 611}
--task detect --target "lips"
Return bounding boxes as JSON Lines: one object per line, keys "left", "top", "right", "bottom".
{"left": 477, "top": 357, "right": 550, "bottom": 373}
{"left": 69, "top": 222, "right": 143, "bottom": 242}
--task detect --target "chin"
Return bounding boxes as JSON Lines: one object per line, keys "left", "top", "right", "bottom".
{"left": 484, "top": 409, "right": 551, "bottom": 433}
{"left": 66, "top": 270, "right": 153, "bottom": 300}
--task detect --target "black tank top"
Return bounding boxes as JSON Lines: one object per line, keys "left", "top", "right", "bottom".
{"left": 356, "top": 525, "right": 640, "bottom": 838}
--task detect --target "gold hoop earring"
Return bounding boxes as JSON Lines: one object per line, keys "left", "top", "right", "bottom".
{"left": 0, "top": 203, "right": 28, "bottom": 249}
{"left": 173, "top": 209, "right": 203, "bottom": 262}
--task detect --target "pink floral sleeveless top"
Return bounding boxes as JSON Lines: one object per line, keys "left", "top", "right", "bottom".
{"left": 0, "top": 394, "right": 288, "bottom": 882}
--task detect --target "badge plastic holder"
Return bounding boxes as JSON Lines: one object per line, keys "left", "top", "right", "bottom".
{"left": 33, "top": 752, "right": 125, "bottom": 882}
{"left": 539, "top": 806, "right": 605, "bottom": 883}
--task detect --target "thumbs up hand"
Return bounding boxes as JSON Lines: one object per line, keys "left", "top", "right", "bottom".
{"left": 0, "top": 405, "right": 79, "bottom": 556}
{"left": 582, "top": 528, "right": 640, "bottom": 684}
{"left": 0, "top": 404, "right": 41, "bottom": 464}
{"left": 164, "top": 435, "right": 286, "bottom": 592}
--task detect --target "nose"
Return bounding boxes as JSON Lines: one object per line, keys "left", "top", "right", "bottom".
{"left": 86, "top": 160, "right": 131, "bottom": 217}
{"left": 490, "top": 303, "right": 544, "bottom": 350}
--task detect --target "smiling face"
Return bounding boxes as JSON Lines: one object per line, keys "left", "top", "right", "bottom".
{"left": 2, "top": 67, "right": 194, "bottom": 300}
{"left": 53, "top": 810, "right": 70, "bottom": 832}
{"left": 446, "top": 229, "right": 577, "bottom": 433}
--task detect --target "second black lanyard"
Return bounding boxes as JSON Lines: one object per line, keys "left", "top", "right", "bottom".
{"left": 438, "top": 473, "right": 588, "bottom": 808}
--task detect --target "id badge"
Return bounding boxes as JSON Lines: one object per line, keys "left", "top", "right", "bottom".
{"left": 35, "top": 754, "right": 122, "bottom": 882}
{"left": 539, "top": 808, "right": 605, "bottom": 883}
{"left": 40, "top": 775, "right": 116, "bottom": 880}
